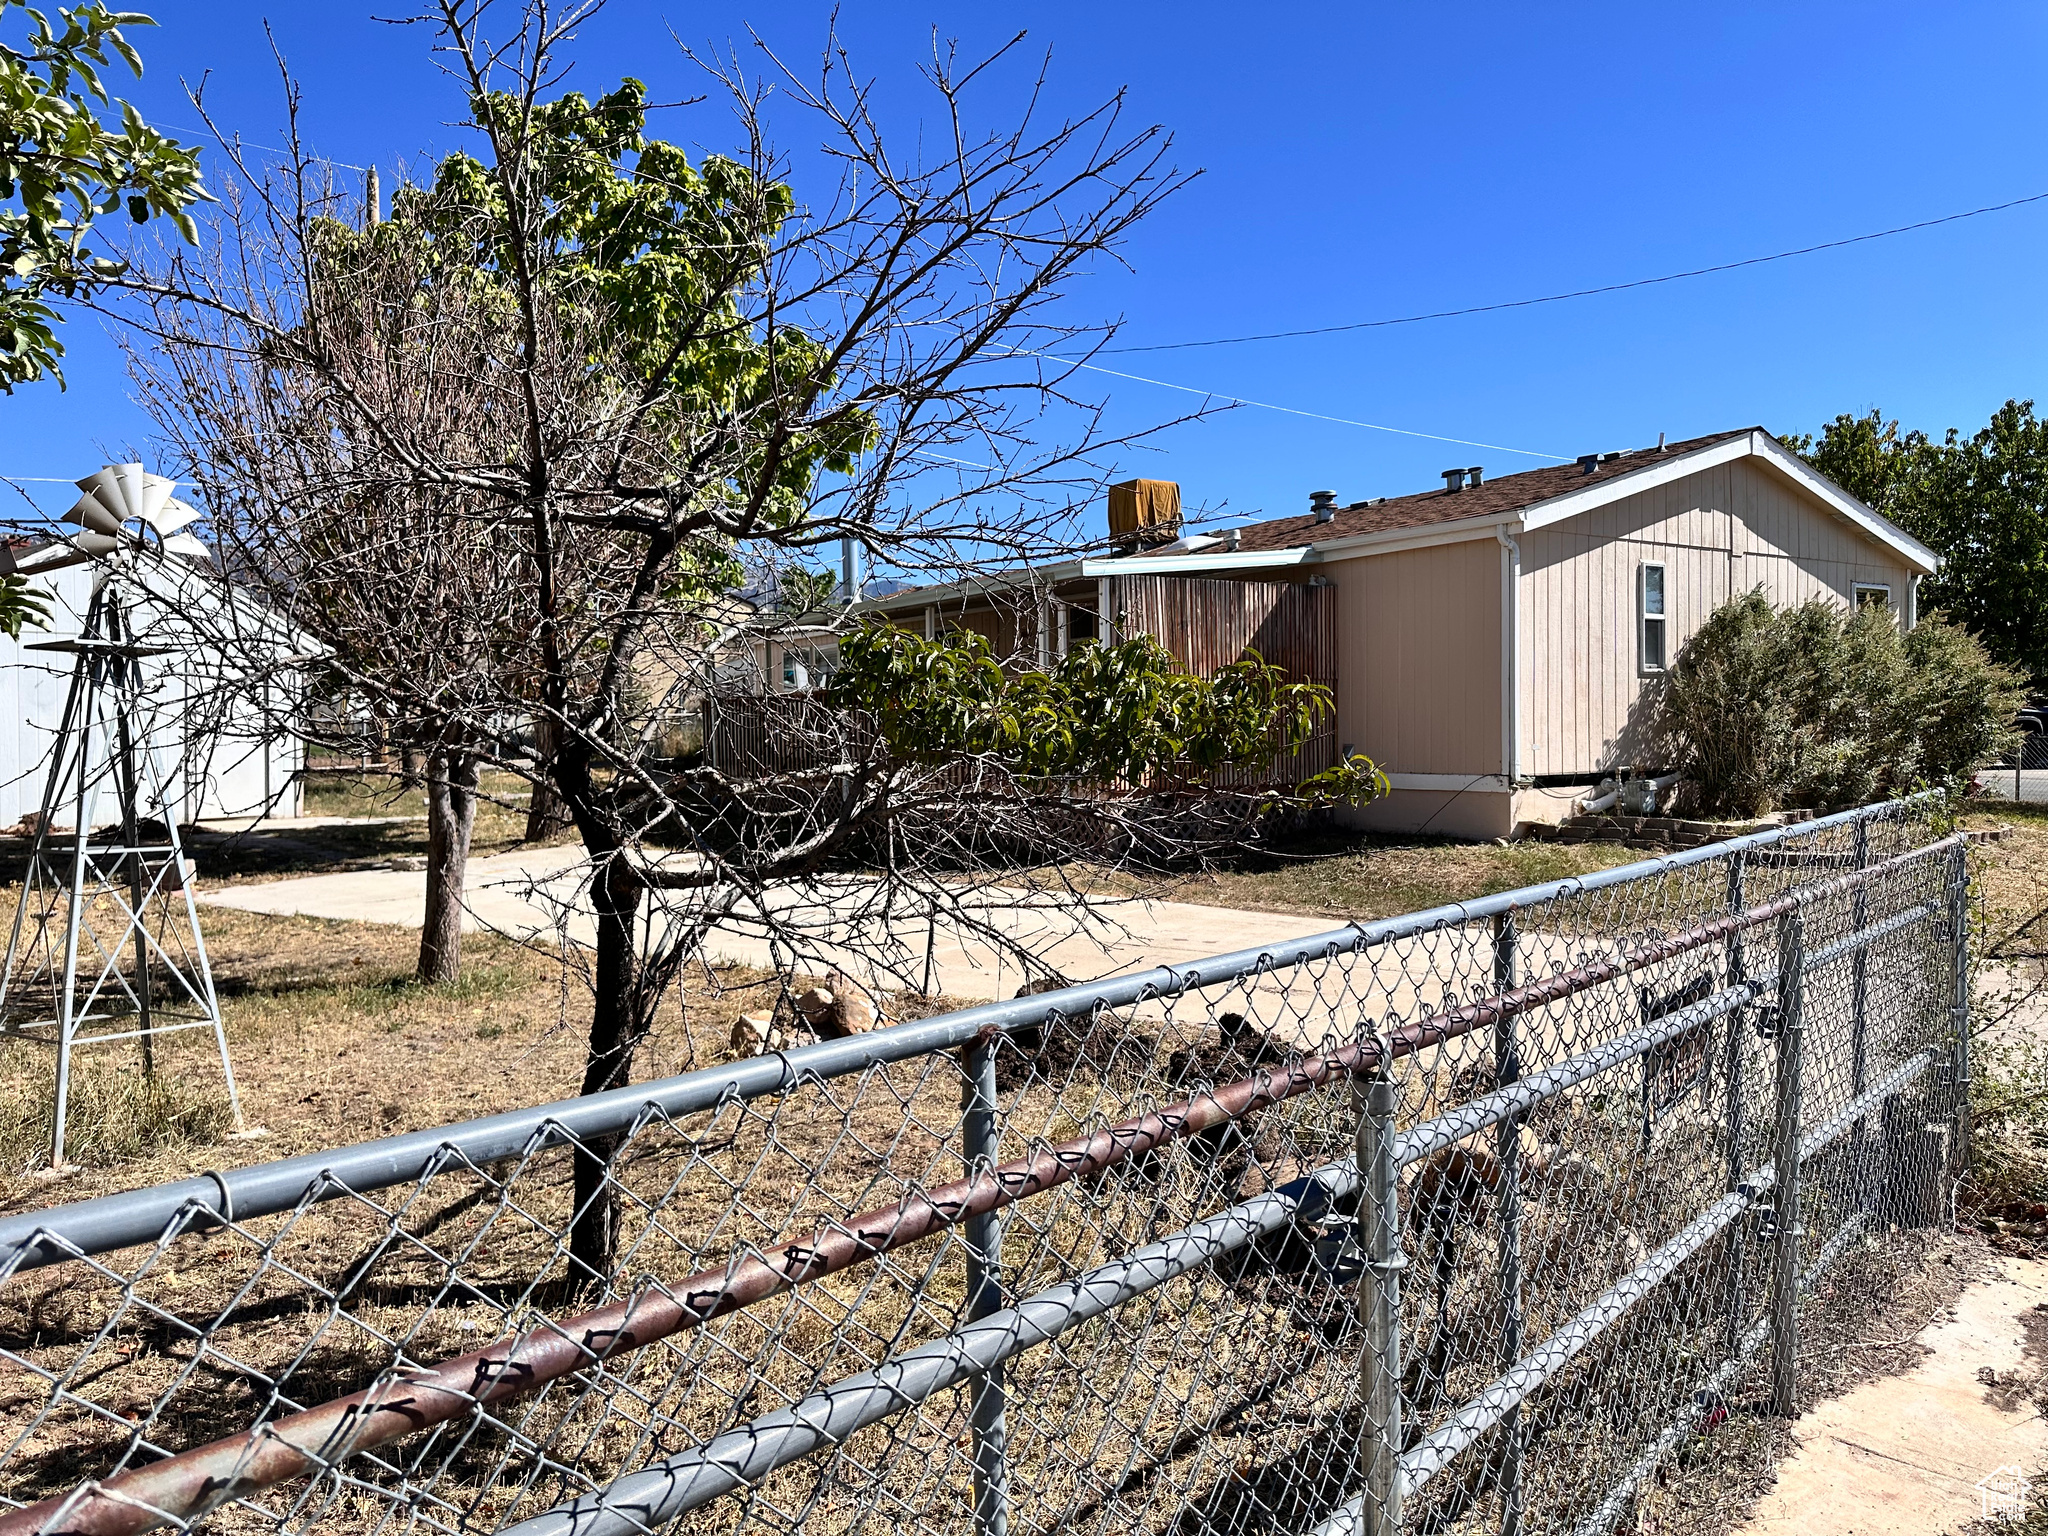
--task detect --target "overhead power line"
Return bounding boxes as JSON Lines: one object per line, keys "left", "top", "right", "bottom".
{"left": 1007, "top": 349, "right": 1565, "bottom": 460}
{"left": 1100, "top": 189, "right": 2048, "bottom": 355}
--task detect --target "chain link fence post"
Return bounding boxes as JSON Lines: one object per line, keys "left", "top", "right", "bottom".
{"left": 1358, "top": 1069, "right": 1406, "bottom": 1536}
{"left": 1492, "top": 910, "right": 1524, "bottom": 1536}
{"left": 1723, "top": 848, "right": 1749, "bottom": 1356}
{"left": 961, "top": 1035, "right": 1010, "bottom": 1536}
{"left": 1770, "top": 906, "right": 1806, "bottom": 1417}
{"left": 1947, "top": 837, "right": 1972, "bottom": 1179}
{"left": 1849, "top": 820, "right": 1871, "bottom": 1211}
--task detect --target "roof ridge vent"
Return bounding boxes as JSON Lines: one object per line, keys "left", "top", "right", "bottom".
{"left": 1310, "top": 489, "right": 1338, "bottom": 523}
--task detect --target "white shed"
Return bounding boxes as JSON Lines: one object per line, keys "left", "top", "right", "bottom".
{"left": 0, "top": 560, "right": 304, "bottom": 828}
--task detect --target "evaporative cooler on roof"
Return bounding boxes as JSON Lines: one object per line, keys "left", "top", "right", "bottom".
{"left": 1107, "top": 478, "right": 1181, "bottom": 546}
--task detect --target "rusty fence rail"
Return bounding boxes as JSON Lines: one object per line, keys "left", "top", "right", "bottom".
{"left": 0, "top": 798, "right": 1969, "bottom": 1536}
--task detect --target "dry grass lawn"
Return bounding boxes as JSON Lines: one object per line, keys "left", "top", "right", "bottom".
{"left": 0, "top": 797, "right": 2032, "bottom": 1534}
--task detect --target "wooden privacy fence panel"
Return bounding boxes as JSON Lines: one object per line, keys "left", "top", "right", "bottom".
{"left": 1113, "top": 573, "right": 1339, "bottom": 786}
{"left": 705, "top": 576, "right": 1341, "bottom": 790}
{"left": 1112, "top": 574, "right": 1336, "bottom": 688}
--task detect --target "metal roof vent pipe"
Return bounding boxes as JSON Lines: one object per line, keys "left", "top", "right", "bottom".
{"left": 1442, "top": 468, "right": 1467, "bottom": 492}
{"left": 1466, "top": 465, "right": 1484, "bottom": 487}
{"left": 1310, "top": 489, "right": 1338, "bottom": 523}
{"left": 1577, "top": 454, "right": 1600, "bottom": 474}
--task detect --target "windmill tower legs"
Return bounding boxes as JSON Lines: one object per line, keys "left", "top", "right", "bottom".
{"left": 0, "top": 579, "right": 242, "bottom": 1170}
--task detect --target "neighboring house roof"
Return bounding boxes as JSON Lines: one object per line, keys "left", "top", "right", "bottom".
{"left": 1220, "top": 426, "right": 1938, "bottom": 573}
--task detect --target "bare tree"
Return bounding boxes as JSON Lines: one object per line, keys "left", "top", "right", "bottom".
{"left": 118, "top": 0, "right": 1338, "bottom": 1282}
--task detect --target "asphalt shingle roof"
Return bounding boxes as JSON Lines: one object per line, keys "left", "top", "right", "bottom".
{"left": 1230, "top": 427, "right": 1755, "bottom": 552}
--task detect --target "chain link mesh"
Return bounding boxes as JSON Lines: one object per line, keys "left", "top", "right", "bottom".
{"left": 0, "top": 801, "right": 1966, "bottom": 1536}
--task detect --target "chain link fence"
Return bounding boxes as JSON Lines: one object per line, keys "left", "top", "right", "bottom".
{"left": 0, "top": 798, "right": 1967, "bottom": 1536}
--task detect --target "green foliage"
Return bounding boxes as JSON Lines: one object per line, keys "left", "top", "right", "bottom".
{"left": 0, "top": 0, "right": 205, "bottom": 388}
{"left": 1659, "top": 587, "right": 2026, "bottom": 817}
{"left": 312, "top": 77, "right": 866, "bottom": 526}
{"left": 1780, "top": 402, "right": 2048, "bottom": 688}
{"left": 1776, "top": 410, "right": 1926, "bottom": 518}
{"left": 777, "top": 565, "right": 839, "bottom": 616}
{"left": 0, "top": 569, "right": 47, "bottom": 635}
{"left": 829, "top": 620, "right": 1386, "bottom": 802}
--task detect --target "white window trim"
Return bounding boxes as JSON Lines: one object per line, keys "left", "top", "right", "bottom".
{"left": 1854, "top": 582, "right": 1893, "bottom": 612}
{"left": 1638, "top": 560, "right": 1668, "bottom": 675}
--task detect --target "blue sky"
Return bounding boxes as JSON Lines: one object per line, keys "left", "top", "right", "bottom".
{"left": 7, "top": 1, "right": 2048, "bottom": 532}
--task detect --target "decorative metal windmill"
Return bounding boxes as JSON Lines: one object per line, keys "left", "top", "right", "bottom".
{"left": 0, "top": 465, "right": 243, "bottom": 1170}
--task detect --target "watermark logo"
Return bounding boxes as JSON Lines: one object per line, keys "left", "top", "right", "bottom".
{"left": 1977, "top": 1464, "right": 2032, "bottom": 1522}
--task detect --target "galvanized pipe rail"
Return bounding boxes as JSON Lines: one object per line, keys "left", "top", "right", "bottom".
{"left": 0, "top": 832, "right": 1957, "bottom": 1536}
{"left": 1310, "top": 1047, "right": 1937, "bottom": 1536}
{"left": 0, "top": 800, "right": 1957, "bottom": 1536}
{"left": 1568, "top": 1208, "right": 1878, "bottom": 1536}
{"left": 0, "top": 800, "right": 1936, "bottom": 1276}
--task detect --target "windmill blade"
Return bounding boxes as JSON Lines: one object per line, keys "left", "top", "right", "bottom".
{"left": 112, "top": 463, "right": 150, "bottom": 521}
{"left": 136, "top": 471, "right": 177, "bottom": 525}
{"left": 61, "top": 494, "right": 124, "bottom": 539}
{"left": 71, "top": 531, "right": 123, "bottom": 557}
{"left": 160, "top": 531, "right": 212, "bottom": 563}
{"left": 73, "top": 470, "right": 131, "bottom": 534}
{"left": 139, "top": 495, "right": 201, "bottom": 538}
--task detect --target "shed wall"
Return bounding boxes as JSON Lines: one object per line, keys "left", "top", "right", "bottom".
{"left": 0, "top": 568, "right": 303, "bottom": 827}
{"left": 1518, "top": 456, "right": 1916, "bottom": 777}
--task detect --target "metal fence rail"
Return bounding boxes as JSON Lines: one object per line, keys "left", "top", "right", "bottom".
{"left": 0, "top": 798, "right": 1966, "bottom": 1536}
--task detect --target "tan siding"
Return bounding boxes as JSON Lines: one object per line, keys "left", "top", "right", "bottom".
{"left": 1327, "top": 536, "right": 1501, "bottom": 775}
{"left": 1520, "top": 457, "right": 1917, "bottom": 775}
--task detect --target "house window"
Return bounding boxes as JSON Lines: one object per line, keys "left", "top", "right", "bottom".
{"left": 781, "top": 644, "right": 834, "bottom": 690}
{"left": 1855, "top": 583, "right": 1893, "bottom": 614}
{"left": 1067, "top": 606, "right": 1099, "bottom": 645}
{"left": 1639, "top": 562, "right": 1667, "bottom": 673}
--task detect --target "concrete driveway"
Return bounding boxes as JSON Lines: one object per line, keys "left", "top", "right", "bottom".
{"left": 196, "top": 843, "right": 1356, "bottom": 1007}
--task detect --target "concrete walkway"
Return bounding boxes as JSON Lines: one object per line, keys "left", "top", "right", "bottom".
{"left": 1736, "top": 1256, "right": 2048, "bottom": 1535}
{"left": 196, "top": 844, "right": 1351, "bottom": 1004}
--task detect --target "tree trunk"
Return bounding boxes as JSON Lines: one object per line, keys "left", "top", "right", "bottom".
{"left": 417, "top": 750, "right": 479, "bottom": 984}
{"left": 524, "top": 717, "right": 573, "bottom": 840}
{"left": 567, "top": 865, "right": 643, "bottom": 1289}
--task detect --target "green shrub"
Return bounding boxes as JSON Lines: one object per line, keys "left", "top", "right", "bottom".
{"left": 1659, "top": 588, "right": 2025, "bottom": 817}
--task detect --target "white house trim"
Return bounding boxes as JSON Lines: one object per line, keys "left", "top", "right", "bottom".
{"left": 1747, "top": 430, "right": 1940, "bottom": 571}
{"left": 1497, "top": 523, "right": 1521, "bottom": 784}
{"left": 1078, "top": 547, "right": 1313, "bottom": 577}
{"left": 1385, "top": 773, "right": 1512, "bottom": 793}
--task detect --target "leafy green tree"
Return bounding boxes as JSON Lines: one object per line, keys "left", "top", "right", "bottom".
{"left": 1782, "top": 402, "right": 2048, "bottom": 689}
{"left": 1776, "top": 411, "right": 1927, "bottom": 520}
{"left": 0, "top": 0, "right": 204, "bottom": 388}
{"left": 1894, "top": 401, "right": 2048, "bottom": 690}
{"left": 831, "top": 622, "right": 1374, "bottom": 790}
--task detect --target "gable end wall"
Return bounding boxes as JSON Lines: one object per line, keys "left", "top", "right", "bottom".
{"left": 1518, "top": 456, "right": 1915, "bottom": 778}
